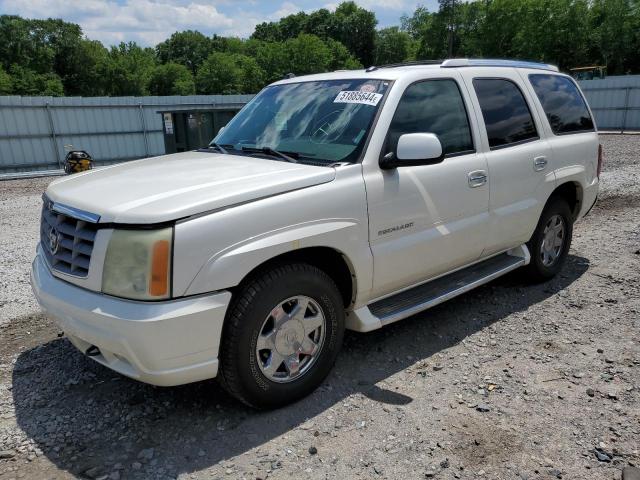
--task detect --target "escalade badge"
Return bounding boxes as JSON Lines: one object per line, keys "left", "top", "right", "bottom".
{"left": 47, "top": 225, "right": 61, "bottom": 255}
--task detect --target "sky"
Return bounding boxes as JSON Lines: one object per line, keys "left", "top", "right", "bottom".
{"left": 0, "top": 0, "right": 440, "bottom": 46}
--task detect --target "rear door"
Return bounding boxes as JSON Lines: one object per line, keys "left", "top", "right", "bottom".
{"left": 523, "top": 73, "right": 599, "bottom": 192}
{"left": 459, "top": 69, "right": 556, "bottom": 255}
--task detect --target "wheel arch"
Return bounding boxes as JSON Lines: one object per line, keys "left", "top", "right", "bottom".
{"left": 548, "top": 181, "right": 583, "bottom": 220}
{"left": 232, "top": 246, "right": 357, "bottom": 309}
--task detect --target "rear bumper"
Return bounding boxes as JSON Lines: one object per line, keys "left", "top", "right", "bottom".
{"left": 30, "top": 252, "right": 231, "bottom": 386}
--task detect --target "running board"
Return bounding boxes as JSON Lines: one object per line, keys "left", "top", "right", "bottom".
{"left": 368, "top": 245, "right": 530, "bottom": 326}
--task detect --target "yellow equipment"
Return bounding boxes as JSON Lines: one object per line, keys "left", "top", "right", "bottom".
{"left": 64, "top": 150, "right": 93, "bottom": 174}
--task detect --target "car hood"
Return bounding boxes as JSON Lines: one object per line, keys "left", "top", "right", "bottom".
{"left": 45, "top": 151, "right": 336, "bottom": 224}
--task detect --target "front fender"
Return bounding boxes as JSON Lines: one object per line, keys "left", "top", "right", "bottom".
{"left": 183, "top": 219, "right": 365, "bottom": 296}
{"left": 172, "top": 165, "right": 372, "bottom": 303}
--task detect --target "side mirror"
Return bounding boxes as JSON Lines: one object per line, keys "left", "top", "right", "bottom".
{"left": 381, "top": 133, "right": 444, "bottom": 169}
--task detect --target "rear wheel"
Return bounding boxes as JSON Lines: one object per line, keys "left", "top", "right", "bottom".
{"left": 524, "top": 197, "right": 574, "bottom": 282}
{"left": 219, "top": 263, "right": 344, "bottom": 409}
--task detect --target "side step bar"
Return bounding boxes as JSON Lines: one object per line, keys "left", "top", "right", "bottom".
{"left": 368, "top": 245, "right": 530, "bottom": 326}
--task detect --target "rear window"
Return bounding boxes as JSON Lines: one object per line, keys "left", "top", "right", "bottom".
{"left": 529, "top": 74, "right": 594, "bottom": 135}
{"left": 473, "top": 78, "right": 538, "bottom": 149}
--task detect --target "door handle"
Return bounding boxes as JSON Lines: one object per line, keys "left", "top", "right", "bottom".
{"left": 533, "top": 156, "right": 548, "bottom": 171}
{"left": 468, "top": 170, "right": 488, "bottom": 188}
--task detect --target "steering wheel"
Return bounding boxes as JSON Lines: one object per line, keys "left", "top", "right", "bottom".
{"left": 310, "top": 110, "right": 344, "bottom": 144}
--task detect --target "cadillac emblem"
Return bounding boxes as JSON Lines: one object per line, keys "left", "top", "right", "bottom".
{"left": 47, "top": 225, "right": 61, "bottom": 255}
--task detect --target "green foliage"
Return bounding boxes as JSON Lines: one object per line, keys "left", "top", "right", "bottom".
{"left": 0, "top": 16, "right": 56, "bottom": 73}
{"left": 375, "top": 27, "right": 416, "bottom": 65}
{"left": 9, "top": 65, "right": 64, "bottom": 96}
{"left": 62, "top": 39, "right": 110, "bottom": 96}
{"left": 253, "top": 41, "right": 290, "bottom": 83}
{"left": 149, "top": 63, "right": 195, "bottom": 96}
{"left": 0, "top": 66, "right": 11, "bottom": 94}
{"left": 156, "top": 30, "right": 212, "bottom": 74}
{"left": 326, "top": 38, "right": 363, "bottom": 70}
{"left": 332, "top": 2, "right": 377, "bottom": 66}
{"left": 401, "top": 0, "right": 640, "bottom": 74}
{"left": 2, "top": 0, "right": 640, "bottom": 97}
{"left": 252, "top": 2, "right": 377, "bottom": 65}
{"left": 96, "top": 42, "right": 156, "bottom": 96}
{"left": 196, "top": 52, "right": 265, "bottom": 94}
{"left": 283, "top": 34, "right": 332, "bottom": 75}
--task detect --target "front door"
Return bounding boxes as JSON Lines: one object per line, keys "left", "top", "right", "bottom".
{"left": 364, "top": 77, "right": 490, "bottom": 299}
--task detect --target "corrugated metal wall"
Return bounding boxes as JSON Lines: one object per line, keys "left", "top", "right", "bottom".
{"left": 579, "top": 75, "right": 640, "bottom": 131}
{"left": 0, "top": 95, "right": 253, "bottom": 174}
{"left": 0, "top": 76, "right": 638, "bottom": 174}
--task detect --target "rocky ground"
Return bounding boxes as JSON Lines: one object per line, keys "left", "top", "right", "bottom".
{"left": 0, "top": 135, "right": 638, "bottom": 480}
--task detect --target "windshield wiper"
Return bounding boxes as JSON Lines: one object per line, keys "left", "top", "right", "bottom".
{"left": 205, "top": 142, "right": 233, "bottom": 154}
{"left": 241, "top": 146, "right": 298, "bottom": 164}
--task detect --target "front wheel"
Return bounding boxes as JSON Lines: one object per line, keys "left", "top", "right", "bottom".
{"left": 524, "top": 197, "right": 574, "bottom": 282}
{"left": 219, "top": 263, "right": 345, "bottom": 409}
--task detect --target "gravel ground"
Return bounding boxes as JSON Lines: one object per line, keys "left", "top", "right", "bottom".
{"left": 0, "top": 135, "right": 638, "bottom": 480}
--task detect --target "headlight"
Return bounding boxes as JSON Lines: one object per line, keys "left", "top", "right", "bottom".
{"left": 102, "top": 228, "right": 173, "bottom": 300}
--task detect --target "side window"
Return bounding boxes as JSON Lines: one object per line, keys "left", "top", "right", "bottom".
{"left": 386, "top": 79, "right": 474, "bottom": 156}
{"left": 473, "top": 78, "right": 538, "bottom": 149}
{"left": 529, "top": 74, "right": 594, "bottom": 134}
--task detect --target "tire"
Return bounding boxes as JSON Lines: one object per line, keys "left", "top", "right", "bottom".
{"left": 219, "top": 263, "right": 345, "bottom": 409}
{"left": 523, "top": 196, "right": 574, "bottom": 282}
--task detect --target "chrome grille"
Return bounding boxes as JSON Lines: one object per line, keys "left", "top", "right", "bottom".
{"left": 40, "top": 199, "right": 99, "bottom": 277}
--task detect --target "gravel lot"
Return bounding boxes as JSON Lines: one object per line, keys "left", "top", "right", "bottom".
{"left": 0, "top": 135, "right": 638, "bottom": 480}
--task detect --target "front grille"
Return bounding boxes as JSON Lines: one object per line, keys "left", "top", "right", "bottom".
{"left": 40, "top": 201, "right": 99, "bottom": 277}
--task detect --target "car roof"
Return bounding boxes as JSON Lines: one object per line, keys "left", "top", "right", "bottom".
{"left": 271, "top": 58, "right": 561, "bottom": 86}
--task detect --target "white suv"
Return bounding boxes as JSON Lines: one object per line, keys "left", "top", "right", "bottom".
{"left": 31, "top": 59, "right": 601, "bottom": 408}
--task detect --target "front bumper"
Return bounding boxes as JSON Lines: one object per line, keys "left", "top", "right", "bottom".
{"left": 30, "top": 253, "right": 231, "bottom": 386}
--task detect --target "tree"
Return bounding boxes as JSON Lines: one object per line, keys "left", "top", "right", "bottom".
{"left": 9, "top": 65, "right": 64, "bottom": 96}
{"left": 326, "top": 38, "right": 362, "bottom": 70}
{"left": 99, "top": 42, "right": 156, "bottom": 96}
{"left": 0, "top": 16, "right": 56, "bottom": 73}
{"left": 252, "top": 22, "right": 281, "bottom": 42}
{"left": 439, "top": 0, "right": 457, "bottom": 57}
{"left": 3, "top": 1, "right": 640, "bottom": 97}
{"left": 219, "top": 37, "right": 248, "bottom": 55}
{"left": 0, "top": 66, "right": 11, "bottom": 94}
{"left": 305, "top": 9, "right": 334, "bottom": 39}
{"left": 148, "top": 63, "right": 195, "bottom": 96}
{"left": 254, "top": 41, "right": 289, "bottom": 83}
{"left": 61, "top": 39, "right": 110, "bottom": 96}
{"left": 331, "top": 2, "right": 377, "bottom": 66}
{"left": 375, "top": 27, "right": 415, "bottom": 65}
{"left": 588, "top": 0, "right": 636, "bottom": 74}
{"left": 156, "top": 30, "right": 212, "bottom": 74}
{"left": 283, "top": 34, "right": 332, "bottom": 75}
{"left": 402, "top": 6, "right": 447, "bottom": 60}
{"left": 251, "top": 3, "right": 377, "bottom": 66}
{"left": 196, "top": 52, "right": 265, "bottom": 94}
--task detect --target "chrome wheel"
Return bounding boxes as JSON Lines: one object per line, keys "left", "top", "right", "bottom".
{"left": 255, "top": 295, "right": 326, "bottom": 383}
{"left": 540, "top": 214, "right": 566, "bottom": 267}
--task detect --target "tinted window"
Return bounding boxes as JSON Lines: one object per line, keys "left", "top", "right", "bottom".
{"left": 473, "top": 78, "right": 538, "bottom": 149}
{"left": 529, "top": 74, "right": 594, "bottom": 134}
{"left": 386, "top": 79, "right": 474, "bottom": 156}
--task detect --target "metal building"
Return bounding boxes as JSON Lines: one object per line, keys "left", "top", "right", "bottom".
{"left": 0, "top": 94, "right": 253, "bottom": 175}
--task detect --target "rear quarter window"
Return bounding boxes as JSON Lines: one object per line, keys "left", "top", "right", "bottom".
{"left": 529, "top": 74, "right": 594, "bottom": 135}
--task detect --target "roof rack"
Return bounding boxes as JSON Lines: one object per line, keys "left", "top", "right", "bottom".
{"left": 366, "top": 60, "right": 443, "bottom": 72}
{"left": 441, "top": 58, "right": 559, "bottom": 72}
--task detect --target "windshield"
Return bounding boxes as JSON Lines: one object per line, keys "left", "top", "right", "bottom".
{"left": 213, "top": 79, "right": 389, "bottom": 164}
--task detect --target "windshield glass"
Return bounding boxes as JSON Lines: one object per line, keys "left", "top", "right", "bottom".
{"left": 213, "top": 79, "right": 389, "bottom": 163}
